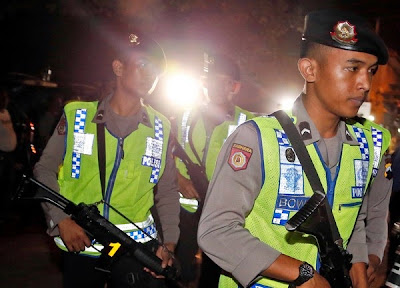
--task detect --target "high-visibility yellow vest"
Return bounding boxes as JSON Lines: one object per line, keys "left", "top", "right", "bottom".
{"left": 56, "top": 101, "right": 171, "bottom": 256}
{"left": 176, "top": 106, "right": 254, "bottom": 212}
{"left": 219, "top": 115, "right": 390, "bottom": 288}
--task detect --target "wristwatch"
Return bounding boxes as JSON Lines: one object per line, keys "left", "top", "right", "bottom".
{"left": 288, "top": 262, "right": 314, "bottom": 288}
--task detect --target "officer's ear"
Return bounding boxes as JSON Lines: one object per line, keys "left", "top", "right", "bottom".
{"left": 298, "top": 57, "right": 317, "bottom": 83}
{"left": 232, "top": 81, "right": 241, "bottom": 95}
{"left": 112, "top": 60, "right": 124, "bottom": 77}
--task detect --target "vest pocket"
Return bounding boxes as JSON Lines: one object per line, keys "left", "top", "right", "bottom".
{"left": 338, "top": 201, "right": 362, "bottom": 211}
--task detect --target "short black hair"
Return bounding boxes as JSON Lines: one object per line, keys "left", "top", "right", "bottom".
{"left": 300, "top": 41, "right": 330, "bottom": 61}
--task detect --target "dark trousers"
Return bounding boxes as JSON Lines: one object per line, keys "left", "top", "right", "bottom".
{"left": 62, "top": 241, "right": 167, "bottom": 288}
{"left": 197, "top": 252, "right": 220, "bottom": 288}
{"left": 174, "top": 207, "right": 221, "bottom": 287}
{"left": 174, "top": 208, "right": 200, "bottom": 283}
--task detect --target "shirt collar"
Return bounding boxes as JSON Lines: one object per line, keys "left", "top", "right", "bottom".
{"left": 291, "top": 94, "right": 358, "bottom": 146}
{"left": 200, "top": 103, "right": 236, "bottom": 121}
{"left": 92, "top": 94, "right": 152, "bottom": 128}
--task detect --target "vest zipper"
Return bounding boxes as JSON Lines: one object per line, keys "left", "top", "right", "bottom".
{"left": 103, "top": 137, "right": 124, "bottom": 219}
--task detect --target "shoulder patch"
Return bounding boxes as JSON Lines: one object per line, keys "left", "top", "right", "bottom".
{"left": 57, "top": 117, "right": 66, "bottom": 135}
{"left": 385, "top": 157, "right": 392, "bottom": 179}
{"left": 228, "top": 143, "right": 253, "bottom": 171}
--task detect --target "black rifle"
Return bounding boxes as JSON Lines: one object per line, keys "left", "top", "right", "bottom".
{"left": 171, "top": 138, "right": 209, "bottom": 213}
{"left": 16, "top": 175, "right": 178, "bottom": 281}
{"left": 285, "top": 191, "right": 353, "bottom": 287}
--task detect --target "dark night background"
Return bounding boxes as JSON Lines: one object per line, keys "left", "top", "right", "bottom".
{"left": 1, "top": 0, "right": 400, "bottom": 110}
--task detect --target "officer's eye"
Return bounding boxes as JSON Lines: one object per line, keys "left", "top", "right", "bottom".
{"left": 136, "top": 61, "right": 147, "bottom": 69}
{"left": 346, "top": 66, "right": 359, "bottom": 72}
{"left": 369, "top": 66, "right": 378, "bottom": 75}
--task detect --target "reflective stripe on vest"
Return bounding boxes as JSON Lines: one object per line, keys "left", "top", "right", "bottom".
{"left": 227, "top": 112, "right": 247, "bottom": 139}
{"left": 71, "top": 109, "right": 88, "bottom": 179}
{"left": 179, "top": 193, "right": 199, "bottom": 213}
{"left": 371, "top": 126, "right": 383, "bottom": 177}
{"left": 148, "top": 116, "right": 164, "bottom": 184}
{"left": 54, "top": 215, "right": 157, "bottom": 256}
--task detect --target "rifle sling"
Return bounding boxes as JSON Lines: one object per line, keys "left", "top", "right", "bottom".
{"left": 187, "top": 109, "right": 204, "bottom": 167}
{"left": 272, "top": 110, "right": 342, "bottom": 243}
{"left": 97, "top": 122, "right": 106, "bottom": 199}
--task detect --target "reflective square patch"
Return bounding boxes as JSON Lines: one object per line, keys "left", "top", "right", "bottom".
{"left": 272, "top": 208, "right": 290, "bottom": 225}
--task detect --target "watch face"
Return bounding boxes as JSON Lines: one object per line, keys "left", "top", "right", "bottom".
{"left": 300, "top": 262, "right": 314, "bottom": 278}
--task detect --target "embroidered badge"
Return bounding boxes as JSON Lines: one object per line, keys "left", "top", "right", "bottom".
{"left": 299, "top": 122, "right": 312, "bottom": 140}
{"left": 96, "top": 110, "right": 104, "bottom": 121}
{"left": 330, "top": 21, "right": 358, "bottom": 45}
{"left": 285, "top": 148, "right": 296, "bottom": 162}
{"left": 129, "top": 34, "right": 140, "bottom": 45}
{"left": 228, "top": 143, "right": 253, "bottom": 171}
{"left": 345, "top": 128, "right": 353, "bottom": 141}
{"left": 57, "top": 117, "right": 66, "bottom": 135}
{"left": 385, "top": 161, "right": 392, "bottom": 179}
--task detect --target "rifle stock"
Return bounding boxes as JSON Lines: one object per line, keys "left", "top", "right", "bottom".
{"left": 286, "top": 191, "right": 353, "bottom": 287}
{"left": 17, "top": 175, "right": 178, "bottom": 281}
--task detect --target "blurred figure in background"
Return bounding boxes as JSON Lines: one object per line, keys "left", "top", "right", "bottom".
{"left": 172, "top": 53, "right": 254, "bottom": 287}
{"left": 0, "top": 86, "right": 17, "bottom": 222}
{"left": 38, "top": 92, "right": 64, "bottom": 150}
{"left": 0, "top": 86, "right": 17, "bottom": 153}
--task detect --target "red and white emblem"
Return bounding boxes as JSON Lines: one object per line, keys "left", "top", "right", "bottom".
{"left": 228, "top": 143, "right": 253, "bottom": 171}
{"left": 330, "top": 21, "right": 358, "bottom": 45}
{"left": 57, "top": 117, "right": 66, "bottom": 135}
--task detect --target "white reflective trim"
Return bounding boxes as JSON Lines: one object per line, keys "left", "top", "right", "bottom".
{"left": 237, "top": 113, "right": 247, "bottom": 125}
{"left": 179, "top": 197, "right": 199, "bottom": 206}
{"left": 116, "top": 214, "right": 154, "bottom": 231}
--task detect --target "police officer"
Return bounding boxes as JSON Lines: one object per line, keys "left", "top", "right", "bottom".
{"left": 173, "top": 53, "right": 254, "bottom": 286}
{"left": 198, "top": 9, "right": 392, "bottom": 288}
{"left": 33, "top": 27, "right": 180, "bottom": 288}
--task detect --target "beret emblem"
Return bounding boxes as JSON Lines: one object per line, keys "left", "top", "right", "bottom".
{"left": 129, "top": 34, "right": 141, "bottom": 46}
{"left": 330, "top": 21, "right": 358, "bottom": 45}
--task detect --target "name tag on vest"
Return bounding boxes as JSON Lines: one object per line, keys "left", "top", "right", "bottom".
{"left": 73, "top": 133, "right": 94, "bottom": 155}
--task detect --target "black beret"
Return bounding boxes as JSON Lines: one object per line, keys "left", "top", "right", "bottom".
{"left": 301, "top": 9, "right": 389, "bottom": 65}
{"left": 112, "top": 28, "right": 167, "bottom": 74}
{"left": 206, "top": 53, "right": 240, "bottom": 81}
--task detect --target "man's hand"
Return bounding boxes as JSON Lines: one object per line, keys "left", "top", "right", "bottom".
{"left": 58, "top": 217, "right": 91, "bottom": 252}
{"left": 144, "top": 242, "right": 176, "bottom": 278}
{"left": 349, "top": 262, "right": 368, "bottom": 288}
{"left": 177, "top": 172, "right": 199, "bottom": 199}
{"left": 366, "top": 254, "right": 381, "bottom": 285}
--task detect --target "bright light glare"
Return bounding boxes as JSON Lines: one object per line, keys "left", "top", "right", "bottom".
{"left": 279, "top": 98, "right": 295, "bottom": 111}
{"left": 367, "top": 115, "right": 375, "bottom": 121}
{"left": 165, "top": 74, "right": 201, "bottom": 108}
